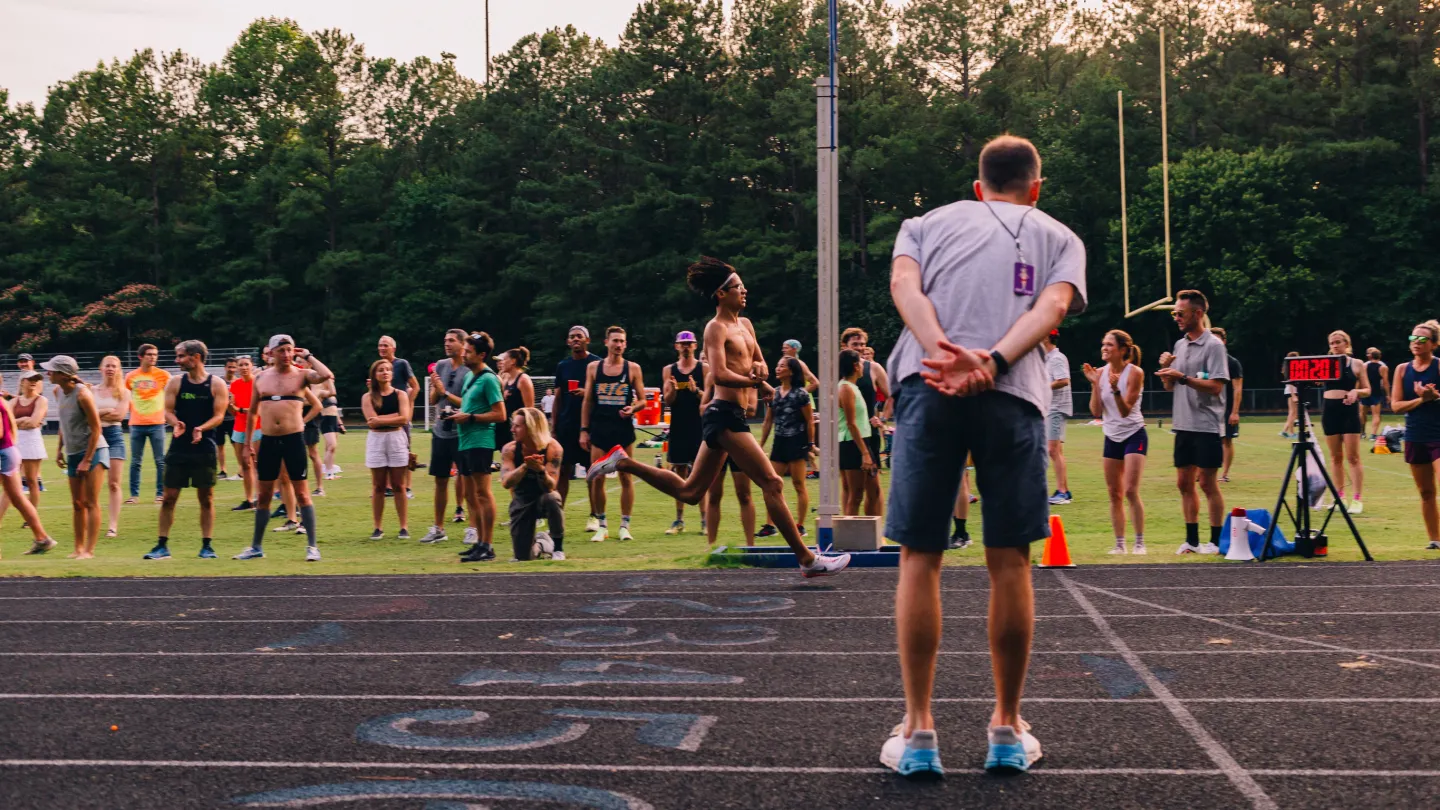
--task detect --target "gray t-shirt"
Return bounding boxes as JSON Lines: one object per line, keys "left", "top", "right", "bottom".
{"left": 1169, "top": 330, "right": 1230, "bottom": 435}
{"left": 887, "top": 200, "right": 1088, "bottom": 416}
{"left": 1046, "top": 348, "right": 1072, "bottom": 416}
{"left": 429, "top": 358, "right": 469, "bottom": 440}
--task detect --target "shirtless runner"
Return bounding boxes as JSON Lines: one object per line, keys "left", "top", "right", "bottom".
{"left": 233, "top": 334, "right": 334, "bottom": 561}
{"left": 587, "top": 257, "right": 850, "bottom": 577}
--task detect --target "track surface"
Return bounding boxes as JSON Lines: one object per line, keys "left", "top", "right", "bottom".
{"left": 2, "top": 562, "right": 1439, "bottom": 809}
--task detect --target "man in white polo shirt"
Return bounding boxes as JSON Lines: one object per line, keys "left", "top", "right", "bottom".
{"left": 1156, "top": 289, "right": 1228, "bottom": 554}
{"left": 882, "top": 135, "right": 1086, "bottom": 778}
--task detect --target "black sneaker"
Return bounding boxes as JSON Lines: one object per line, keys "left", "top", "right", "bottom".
{"left": 756, "top": 523, "right": 778, "bottom": 538}
{"left": 271, "top": 504, "right": 288, "bottom": 520}
{"left": 230, "top": 501, "right": 255, "bottom": 512}
{"left": 460, "top": 544, "right": 496, "bottom": 562}
{"left": 368, "top": 529, "right": 383, "bottom": 540}
{"left": 384, "top": 488, "right": 393, "bottom": 498}
{"left": 946, "top": 531, "right": 972, "bottom": 550}
{"left": 397, "top": 529, "right": 411, "bottom": 541}
{"left": 452, "top": 508, "right": 465, "bottom": 524}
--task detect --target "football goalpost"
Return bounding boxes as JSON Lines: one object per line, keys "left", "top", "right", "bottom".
{"left": 1122, "top": 27, "right": 1175, "bottom": 318}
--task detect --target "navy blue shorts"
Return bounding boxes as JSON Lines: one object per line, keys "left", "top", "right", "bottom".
{"left": 885, "top": 378, "right": 1049, "bottom": 551}
{"left": 1102, "top": 427, "right": 1149, "bottom": 461}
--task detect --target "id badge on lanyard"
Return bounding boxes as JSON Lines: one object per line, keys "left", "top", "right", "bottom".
{"left": 985, "top": 201, "right": 1037, "bottom": 297}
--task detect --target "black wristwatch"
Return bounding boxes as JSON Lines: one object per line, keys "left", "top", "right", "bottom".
{"left": 1177, "top": 375, "right": 1189, "bottom": 387}
{"left": 989, "top": 349, "right": 1010, "bottom": 376}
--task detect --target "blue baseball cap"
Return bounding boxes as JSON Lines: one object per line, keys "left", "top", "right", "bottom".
{"left": 783, "top": 339, "right": 802, "bottom": 351}
{"left": 675, "top": 331, "right": 697, "bottom": 343}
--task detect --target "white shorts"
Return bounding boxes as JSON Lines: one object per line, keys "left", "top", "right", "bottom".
{"left": 365, "top": 430, "right": 409, "bottom": 469}
{"left": 16, "top": 428, "right": 45, "bottom": 461}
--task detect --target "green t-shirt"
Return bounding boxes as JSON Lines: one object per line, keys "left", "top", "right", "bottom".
{"left": 458, "top": 369, "right": 504, "bottom": 451}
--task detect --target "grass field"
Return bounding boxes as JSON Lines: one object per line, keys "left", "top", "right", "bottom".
{"left": 1, "top": 417, "right": 1432, "bottom": 577}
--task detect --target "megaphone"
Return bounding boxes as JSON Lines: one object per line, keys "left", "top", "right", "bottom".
{"left": 1226, "top": 507, "right": 1264, "bottom": 561}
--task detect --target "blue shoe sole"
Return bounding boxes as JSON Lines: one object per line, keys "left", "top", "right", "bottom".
{"left": 897, "top": 749, "right": 944, "bottom": 780}
{"left": 985, "top": 743, "right": 1031, "bottom": 773}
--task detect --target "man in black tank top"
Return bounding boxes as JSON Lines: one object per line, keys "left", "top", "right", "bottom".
{"left": 662, "top": 331, "right": 706, "bottom": 535}
{"left": 580, "top": 326, "right": 647, "bottom": 542}
{"left": 149, "top": 340, "right": 230, "bottom": 561}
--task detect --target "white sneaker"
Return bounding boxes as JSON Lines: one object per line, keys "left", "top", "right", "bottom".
{"left": 618, "top": 526, "right": 634, "bottom": 542}
{"left": 590, "top": 528, "right": 608, "bottom": 543}
{"left": 879, "top": 722, "right": 943, "bottom": 779}
{"left": 585, "top": 515, "right": 600, "bottom": 533}
{"left": 329, "top": 465, "right": 342, "bottom": 475}
{"left": 419, "top": 526, "right": 446, "bottom": 544}
{"left": 305, "top": 546, "right": 321, "bottom": 562}
{"left": 462, "top": 527, "right": 478, "bottom": 545}
{"left": 1132, "top": 540, "right": 1148, "bottom": 555}
{"left": 1176, "top": 542, "right": 1199, "bottom": 555}
{"left": 800, "top": 553, "right": 851, "bottom": 578}
{"left": 1196, "top": 542, "right": 1220, "bottom": 555}
{"left": 985, "top": 720, "right": 1043, "bottom": 772}
{"left": 551, "top": 550, "right": 566, "bottom": 561}
{"left": 1348, "top": 499, "right": 1363, "bottom": 515}
{"left": 1107, "top": 541, "right": 1128, "bottom": 555}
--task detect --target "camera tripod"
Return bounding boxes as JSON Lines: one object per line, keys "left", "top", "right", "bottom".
{"left": 1263, "top": 393, "right": 1372, "bottom": 560}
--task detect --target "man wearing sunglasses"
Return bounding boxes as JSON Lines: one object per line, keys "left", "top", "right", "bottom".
{"left": 1156, "top": 289, "right": 1228, "bottom": 555}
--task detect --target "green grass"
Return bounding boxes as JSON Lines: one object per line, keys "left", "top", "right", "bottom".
{"left": 2, "top": 418, "right": 1432, "bottom": 577}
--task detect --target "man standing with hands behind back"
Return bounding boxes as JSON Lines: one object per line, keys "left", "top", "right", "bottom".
{"left": 1157, "top": 290, "right": 1228, "bottom": 554}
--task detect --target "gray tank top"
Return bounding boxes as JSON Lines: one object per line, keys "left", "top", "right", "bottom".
{"left": 58, "top": 384, "right": 104, "bottom": 453}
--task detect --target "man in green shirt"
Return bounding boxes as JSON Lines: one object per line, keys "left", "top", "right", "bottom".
{"left": 446, "top": 332, "right": 506, "bottom": 562}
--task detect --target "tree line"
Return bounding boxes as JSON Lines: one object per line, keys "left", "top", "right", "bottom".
{"left": 1, "top": 0, "right": 1437, "bottom": 394}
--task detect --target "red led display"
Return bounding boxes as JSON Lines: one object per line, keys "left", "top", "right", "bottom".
{"left": 1285, "top": 355, "right": 1343, "bottom": 383}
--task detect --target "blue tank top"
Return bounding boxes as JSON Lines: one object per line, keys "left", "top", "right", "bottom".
{"left": 1400, "top": 360, "right": 1440, "bottom": 443}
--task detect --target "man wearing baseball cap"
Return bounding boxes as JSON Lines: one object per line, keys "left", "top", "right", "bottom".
{"left": 232, "top": 335, "right": 333, "bottom": 561}
{"left": 662, "top": 330, "right": 707, "bottom": 535}
{"left": 550, "top": 326, "right": 601, "bottom": 516}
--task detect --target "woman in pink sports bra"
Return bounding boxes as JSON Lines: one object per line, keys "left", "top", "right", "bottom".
{"left": 0, "top": 394, "right": 58, "bottom": 556}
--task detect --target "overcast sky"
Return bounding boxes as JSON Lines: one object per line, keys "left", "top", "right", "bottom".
{"left": 2, "top": 0, "right": 673, "bottom": 108}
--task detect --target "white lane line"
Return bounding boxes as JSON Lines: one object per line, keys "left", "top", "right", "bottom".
{"left": 4, "top": 610, "right": 1437, "bottom": 624}
{"left": 1075, "top": 582, "right": 1440, "bottom": 672}
{"left": 2, "top": 759, "right": 1438, "bottom": 778}
{"left": 3, "top": 694, "right": 1440, "bottom": 705}
{"left": 1057, "top": 572, "right": 1278, "bottom": 810}
{"left": 0, "top": 589, "right": 1019, "bottom": 600}
{"left": 3, "top": 648, "right": 1439, "bottom": 657}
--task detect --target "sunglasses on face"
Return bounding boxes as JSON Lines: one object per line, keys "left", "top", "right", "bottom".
{"left": 1410, "top": 335, "right": 1432, "bottom": 344}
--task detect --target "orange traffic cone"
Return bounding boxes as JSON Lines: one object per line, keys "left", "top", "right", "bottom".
{"left": 1038, "top": 514, "right": 1076, "bottom": 568}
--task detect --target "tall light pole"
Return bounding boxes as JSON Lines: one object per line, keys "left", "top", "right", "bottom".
{"left": 485, "top": 0, "right": 491, "bottom": 86}
{"left": 814, "top": 0, "right": 840, "bottom": 550}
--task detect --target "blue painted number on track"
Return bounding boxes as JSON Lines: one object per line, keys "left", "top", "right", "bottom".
{"left": 582, "top": 596, "right": 795, "bottom": 615}
{"left": 455, "top": 659, "right": 744, "bottom": 687}
{"left": 541, "top": 625, "right": 778, "bottom": 648}
{"left": 231, "top": 779, "right": 652, "bottom": 808}
{"left": 356, "top": 708, "right": 717, "bottom": 752}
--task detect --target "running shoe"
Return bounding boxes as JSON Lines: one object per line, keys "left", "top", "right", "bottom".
{"left": 36, "top": 479, "right": 45, "bottom": 492}
{"left": 227, "top": 474, "right": 245, "bottom": 482}
{"left": 271, "top": 504, "right": 288, "bottom": 520}
{"left": 384, "top": 488, "right": 393, "bottom": 498}
{"left": 1047, "top": 490, "right": 1072, "bottom": 505}
{"left": 879, "top": 724, "right": 944, "bottom": 780}
{"left": 398, "top": 529, "right": 411, "bottom": 541}
{"left": 756, "top": 523, "right": 778, "bottom": 538}
{"left": 368, "top": 529, "right": 383, "bottom": 540}
{"left": 969, "top": 493, "right": 980, "bottom": 504}
{"left": 231, "top": 501, "right": 255, "bottom": 512}
{"left": 946, "top": 531, "right": 971, "bottom": 550}
{"left": 26, "top": 537, "right": 57, "bottom": 555}
{"left": 419, "top": 527, "right": 446, "bottom": 544}
{"left": 459, "top": 544, "right": 496, "bottom": 562}
{"left": 617, "top": 526, "right": 634, "bottom": 542}
{"left": 294, "top": 523, "right": 307, "bottom": 535}
{"left": 985, "top": 721, "right": 1043, "bottom": 773}
{"left": 405, "top": 488, "right": 414, "bottom": 500}
{"left": 1176, "top": 542, "right": 1200, "bottom": 555}
{"left": 1132, "top": 539, "right": 1148, "bottom": 555}
{"left": 105, "top": 528, "right": 117, "bottom": 538}
{"left": 311, "top": 487, "right": 325, "bottom": 497}
{"left": 805, "top": 470, "right": 819, "bottom": 480}
{"left": 452, "top": 508, "right": 465, "bottom": 524}
{"left": 1427, "top": 541, "right": 1440, "bottom": 550}
{"left": 329, "top": 465, "right": 343, "bottom": 475}
{"left": 1196, "top": 542, "right": 1220, "bottom": 555}
{"left": 324, "top": 472, "right": 336, "bottom": 481}
{"left": 305, "top": 546, "right": 321, "bottom": 562}
{"left": 699, "top": 519, "right": 707, "bottom": 535}
{"left": 273, "top": 520, "right": 299, "bottom": 533}
{"left": 232, "top": 547, "right": 265, "bottom": 560}
{"left": 198, "top": 545, "right": 217, "bottom": 559}
{"left": 798, "top": 525, "right": 807, "bottom": 536}
{"left": 1107, "top": 540, "right": 1128, "bottom": 555}
{"left": 1219, "top": 475, "right": 1230, "bottom": 483}
{"left": 1349, "top": 499, "right": 1363, "bottom": 515}
{"left": 124, "top": 497, "right": 139, "bottom": 505}
{"left": 585, "top": 515, "right": 601, "bottom": 533}
{"left": 551, "top": 551, "right": 567, "bottom": 561}
{"left": 664, "top": 521, "right": 684, "bottom": 536}
{"left": 154, "top": 495, "right": 165, "bottom": 504}
{"left": 142, "top": 545, "right": 171, "bottom": 560}
{"left": 800, "top": 553, "right": 851, "bottom": 578}
{"left": 462, "top": 527, "right": 479, "bottom": 545}
{"left": 586, "top": 446, "right": 627, "bottom": 481}
{"left": 590, "top": 528, "right": 608, "bottom": 543}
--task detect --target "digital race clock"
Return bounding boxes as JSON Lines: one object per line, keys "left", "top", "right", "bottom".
{"left": 1285, "top": 355, "right": 1344, "bottom": 384}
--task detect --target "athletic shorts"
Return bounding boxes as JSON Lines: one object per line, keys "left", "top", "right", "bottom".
{"left": 1405, "top": 440, "right": 1440, "bottom": 465}
{"left": 101, "top": 425, "right": 126, "bottom": 460}
{"left": 886, "top": 377, "right": 1048, "bottom": 551}
{"left": 65, "top": 446, "right": 110, "bottom": 478}
{"left": 217, "top": 421, "right": 234, "bottom": 445}
{"left": 1224, "top": 422, "right": 1240, "bottom": 440}
{"left": 1173, "top": 430, "right": 1223, "bottom": 470}
{"left": 769, "top": 433, "right": 811, "bottom": 464}
{"left": 1102, "top": 427, "right": 1149, "bottom": 461}
{"left": 164, "top": 450, "right": 217, "bottom": 490}
{"left": 701, "top": 400, "right": 749, "bottom": 449}
{"left": 1046, "top": 411, "right": 1068, "bottom": 442}
{"left": 304, "top": 420, "right": 321, "bottom": 446}
{"left": 558, "top": 430, "right": 588, "bottom": 479}
{"left": 589, "top": 418, "right": 635, "bottom": 454}
{"left": 1359, "top": 394, "right": 1384, "bottom": 407}
{"left": 256, "top": 432, "right": 308, "bottom": 482}
{"left": 429, "top": 435, "right": 460, "bottom": 477}
{"left": 366, "top": 429, "right": 408, "bottom": 469}
{"left": 232, "top": 429, "right": 261, "bottom": 445}
{"left": 456, "top": 447, "right": 495, "bottom": 478}
{"left": 667, "top": 422, "right": 701, "bottom": 466}
{"left": 1322, "top": 398, "right": 1364, "bottom": 436}
{"left": 840, "top": 438, "right": 871, "bottom": 471}
{"left": 0, "top": 446, "right": 19, "bottom": 476}
{"left": 320, "top": 414, "right": 342, "bottom": 434}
